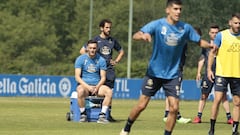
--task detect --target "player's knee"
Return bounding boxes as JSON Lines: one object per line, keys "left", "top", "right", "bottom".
{"left": 137, "top": 104, "right": 147, "bottom": 111}
{"left": 105, "top": 90, "right": 113, "bottom": 98}
{"left": 233, "top": 100, "right": 240, "bottom": 107}
{"left": 169, "top": 105, "right": 178, "bottom": 112}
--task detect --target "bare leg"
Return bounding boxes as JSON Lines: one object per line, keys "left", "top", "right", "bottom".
{"left": 221, "top": 93, "right": 231, "bottom": 112}
{"left": 165, "top": 96, "right": 179, "bottom": 131}
{"left": 209, "top": 91, "right": 224, "bottom": 134}
{"left": 211, "top": 91, "right": 224, "bottom": 119}
{"left": 128, "top": 95, "right": 151, "bottom": 121}
{"left": 198, "top": 93, "right": 209, "bottom": 114}
{"left": 232, "top": 95, "right": 240, "bottom": 134}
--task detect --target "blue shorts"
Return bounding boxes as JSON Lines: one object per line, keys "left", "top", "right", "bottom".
{"left": 214, "top": 76, "right": 240, "bottom": 96}
{"left": 201, "top": 73, "right": 214, "bottom": 94}
{"left": 141, "top": 74, "right": 182, "bottom": 98}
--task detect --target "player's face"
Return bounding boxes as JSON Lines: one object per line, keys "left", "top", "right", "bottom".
{"left": 101, "top": 23, "right": 111, "bottom": 36}
{"left": 229, "top": 17, "right": 240, "bottom": 34}
{"left": 87, "top": 43, "right": 97, "bottom": 58}
{"left": 209, "top": 28, "right": 219, "bottom": 40}
{"left": 166, "top": 3, "right": 182, "bottom": 24}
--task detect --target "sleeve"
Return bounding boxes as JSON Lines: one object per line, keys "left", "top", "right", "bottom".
{"left": 113, "top": 38, "right": 122, "bottom": 52}
{"left": 187, "top": 24, "right": 201, "bottom": 43}
{"left": 99, "top": 57, "right": 107, "bottom": 70}
{"left": 214, "top": 32, "right": 222, "bottom": 47}
{"left": 140, "top": 20, "right": 157, "bottom": 35}
{"left": 74, "top": 56, "right": 83, "bottom": 68}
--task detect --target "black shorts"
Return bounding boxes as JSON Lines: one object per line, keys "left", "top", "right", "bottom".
{"left": 105, "top": 67, "right": 115, "bottom": 89}
{"left": 200, "top": 73, "right": 214, "bottom": 94}
{"left": 214, "top": 76, "right": 240, "bottom": 96}
{"left": 141, "top": 74, "right": 182, "bottom": 98}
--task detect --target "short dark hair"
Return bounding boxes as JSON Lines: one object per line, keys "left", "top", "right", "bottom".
{"left": 232, "top": 12, "right": 240, "bottom": 19}
{"left": 210, "top": 24, "right": 219, "bottom": 29}
{"left": 87, "top": 39, "right": 97, "bottom": 46}
{"left": 166, "top": 0, "right": 182, "bottom": 7}
{"left": 99, "top": 19, "right": 112, "bottom": 27}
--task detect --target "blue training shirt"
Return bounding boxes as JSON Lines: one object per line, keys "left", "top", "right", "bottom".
{"left": 74, "top": 53, "right": 107, "bottom": 85}
{"left": 141, "top": 18, "right": 201, "bottom": 79}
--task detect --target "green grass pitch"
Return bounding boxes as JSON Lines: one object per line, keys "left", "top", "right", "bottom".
{"left": 0, "top": 97, "right": 233, "bottom": 135}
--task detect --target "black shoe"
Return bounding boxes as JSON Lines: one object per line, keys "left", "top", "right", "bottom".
{"left": 208, "top": 130, "right": 214, "bottom": 135}
{"left": 233, "top": 132, "right": 239, "bottom": 135}
{"left": 108, "top": 115, "right": 117, "bottom": 122}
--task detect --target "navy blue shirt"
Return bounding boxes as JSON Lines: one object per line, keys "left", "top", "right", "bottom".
{"left": 84, "top": 35, "right": 123, "bottom": 68}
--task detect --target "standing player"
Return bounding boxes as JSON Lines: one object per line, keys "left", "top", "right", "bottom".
{"left": 207, "top": 13, "right": 240, "bottom": 135}
{"left": 80, "top": 19, "right": 124, "bottom": 122}
{"left": 193, "top": 25, "right": 233, "bottom": 124}
{"left": 163, "top": 27, "right": 202, "bottom": 124}
{"left": 120, "top": 0, "right": 216, "bottom": 135}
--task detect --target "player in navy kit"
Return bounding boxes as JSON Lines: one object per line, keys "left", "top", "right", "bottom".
{"left": 75, "top": 40, "right": 113, "bottom": 124}
{"left": 80, "top": 19, "right": 124, "bottom": 122}
{"left": 120, "top": 0, "right": 216, "bottom": 135}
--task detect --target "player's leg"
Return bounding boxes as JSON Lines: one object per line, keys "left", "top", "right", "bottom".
{"left": 208, "top": 91, "right": 223, "bottom": 134}
{"left": 193, "top": 74, "right": 211, "bottom": 123}
{"left": 208, "top": 76, "right": 227, "bottom": 135}
{"left": 77, "top": 85, "right": 89, "bottom": 122}
{"left": 105, "top": 68, "right": 116, "bottom": 122}
{"left": 164, "top": 97, "right": 190, "bottom": 124}
{"left": 97, "top": 85, "right": 113, "bottom": 124}
{"left": 165, "top": 96, "right": 179, "bottom": 133}
{"left": 120, "top": 95, "right": 151, "bottom": 135}
{"left": 120, "top": 76, "right": 161, "bottom": 135}
{"left": 163, "top": 99, "right": 169, "bottom": 122}
{"left": 221, "top": 93, "right": 233, "bottom": 124}
{"left": 232, "top": 95, "right": 240, "bottom": 135}
{"left": 230, "top": 78, "right": 240, "bottom": 135}
{"left": 163, "top": 76, "right": 181, "bottom": 135}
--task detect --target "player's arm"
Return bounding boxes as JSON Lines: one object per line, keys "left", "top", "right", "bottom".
{"left": 196, "top": 56, "right": 204, "bottom": 81}
{"left": 199, "top": 39, "right": 218, "bottom": 51}
{"left": 75, "top": 68, "right": 91, "bottom": 91}
{"left": 79, "top": 46, "right": 87, "bottom": 54}
{"left": 133, "top": 31, "right": 152, "bottom": 42}
{"left": 93, "top": 69, "right": 106, "bottom": 95}
{"left": 110, "top": 49, "right": 124, "bottom": 65}
{"left": 115, "top": 49, "right": 124, "bottom": 63}
{"left": 207, "top": 49, "right": 217, "bottom": 82}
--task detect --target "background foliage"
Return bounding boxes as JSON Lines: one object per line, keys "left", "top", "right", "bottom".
{"left": 0, "top": 0, "right": 239, "bottom": 79}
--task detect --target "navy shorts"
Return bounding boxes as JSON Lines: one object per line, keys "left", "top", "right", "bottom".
{"left": 104, "top": 67, "right": 115, "bottom": 89}
{"left": 200, "top": 73, "right": 214, "bottom": 94}
{"left": 141, "top": 74, "right": 182, "bottom": 98}
{"left": 214, "top": 76, "right": 240, "bottom": 96}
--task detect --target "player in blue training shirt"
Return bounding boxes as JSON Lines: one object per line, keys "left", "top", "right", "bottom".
{"left": 120, "top": 0, "right": 216, "bottom": 135}
{"left": 80, "top": 19, "right": 124, "bottom": 122}
{"left": 75, "top": 40, "right": 113, "bottom": 124}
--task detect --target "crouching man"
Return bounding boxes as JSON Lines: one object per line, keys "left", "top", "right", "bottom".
{"left": 74, "top": 40, "right": 112, "bottom": 124}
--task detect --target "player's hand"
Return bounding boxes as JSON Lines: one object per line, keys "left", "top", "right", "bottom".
{"left": 210, "top": 40, "right": 218, "bottom": 51}
{"left": 142, "top": 33, "right": 152, "bottom": 42}
{"left": 92, "top": 86, "right": 99, "bottom": 95}
{"left": 110, "top": 59, "right": 118, "bottom": 66}
{"left": 196, "top": 73, "right": 201, "bottom": 81}
{"left": 207, "top": 70, "right": 214, "bottom": 83}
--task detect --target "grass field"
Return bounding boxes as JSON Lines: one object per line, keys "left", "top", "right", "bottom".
{"left": 0, "top": 97, "right": 233, "bottom": 135}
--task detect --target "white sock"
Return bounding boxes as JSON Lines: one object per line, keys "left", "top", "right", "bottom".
{"left": 101, "top": 106, "right": 109, "bottom": 114}
{"left": 80, "top": 108, "right": 85, "bottom": 113}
